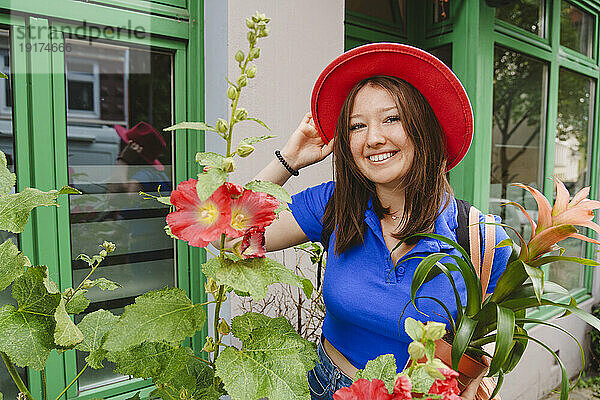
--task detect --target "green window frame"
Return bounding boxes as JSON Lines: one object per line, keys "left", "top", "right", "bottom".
{"left": 1, "top": 1, "right": 207, "bottom": 398}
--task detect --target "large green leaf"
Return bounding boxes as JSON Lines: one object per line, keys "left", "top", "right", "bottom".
{"left": 151, "top": 357, "right": 223, "bottom": 400}
{"left": 528, "top": 255, "right": 600, "bottom": 268}
{"left": 64, "top": 289, "right": 90, "bottom": 315}
{"left": 203, "top": 257, "right": 310, "bottom": 301}
{"left": 87, "top": 278, "right": 121, "bottom": 291}
{"left": 451, "top": 316, "right": 477, "bottom": 371}
{"left": 108, "top": 342, "right": 192, "bottom": 384}
{"left": 76, "top": 309, "right": 119, "bottom": 369}
{"left": 0, "top": 266, "right": 61, "bottom": 369}
{"left": 523, "top": 263, "right": 544, "bottom": 303}
{"left": 239, "top": 135, "right": 276, "bottom": 146}
{"left": 355, "top": 354, "right": 397, "bottom": 393}
{"left": 487, "top": 260, "right": 529, "bottom": 304}
{"left": 195, "top": 152, "right": 225, "bottom": 168}
{"left": 54, "top": 299, "right": 84, "bottom": 349}
{"left": 103, "top": 288, "right": 206, "bottom": 351}
{"left": 0, "top": 186, "right": 78, "bottom": 234}
{"left": 487, "top": 305, "right": 514, "bottom": 376}
{"left": 0, "top": 152, "right": 16, "bottom": 196}
{"left": 0, "top": 239, "right": 25, "bottom": 291}
{"left": 216, "top": 313, "right": 317, "bottom": 400}
{"left": 196, "top": 169, "right": 227, "bottom": 202}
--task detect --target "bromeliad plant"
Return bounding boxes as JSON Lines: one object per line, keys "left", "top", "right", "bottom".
{"left": 333, "top": 318, "right": 462, "bottom": 400}
{"left": 405, "top": 177, "right": 600, "bottom": 400}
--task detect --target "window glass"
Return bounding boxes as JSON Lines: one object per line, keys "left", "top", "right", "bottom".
{"left": 549, "top": 68, "right": 594, "bottom": 290}
{"left": 433, "top": 0, "right": 450, "bottom": 23}
{"left": 429, "top": 44, "right": 452, "bottom": 68}
{"left": 489, "top": 47, "right": 547, "bottom": 243}
{"left": 560, "top": 1, "right": 594, "bottom": 58}
{"left": 496, "top": 0, "right": 544, "bottom": 36}
{"left": 65, "top": 39, "right": 175, "bottom": 392}
{"left": 0, "top": 28, "right": 28, "bottom": 400}
{"left": 346, "top": 0, "right": 395, "bottom": 22}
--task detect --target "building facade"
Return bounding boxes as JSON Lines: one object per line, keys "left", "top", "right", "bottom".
{"left": 0, "top": 0, "right": 599, "bottom": 399}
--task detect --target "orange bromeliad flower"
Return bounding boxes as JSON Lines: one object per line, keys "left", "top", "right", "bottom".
{"left": 511, "top": 176, "right": 600, "bottom": 260}
{"left": 166, "top": 179, "right": 231, "bottom": 247}
{"left": 225, "top": 189, "right": 279, "bottom": 238}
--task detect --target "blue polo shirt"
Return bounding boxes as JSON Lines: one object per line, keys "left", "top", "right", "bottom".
{"left": 289, "top": 181, "right": 510, "bottom": 371}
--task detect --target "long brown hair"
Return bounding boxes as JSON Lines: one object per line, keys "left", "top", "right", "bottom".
{"left": 321, "top": 76, "right": 453, "bottom": 255}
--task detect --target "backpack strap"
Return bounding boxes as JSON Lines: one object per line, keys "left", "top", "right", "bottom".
{"left": 455, "top": 198, "right": 472, "bottom": 254}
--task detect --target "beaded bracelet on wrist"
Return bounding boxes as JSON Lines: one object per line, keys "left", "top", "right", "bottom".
{"left": 275, "top": 150, "right": 299, "bottom": 176}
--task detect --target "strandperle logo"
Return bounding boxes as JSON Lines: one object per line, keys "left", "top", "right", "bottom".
{"left": 14, "top": 20, "right": 147, "bottom": 43}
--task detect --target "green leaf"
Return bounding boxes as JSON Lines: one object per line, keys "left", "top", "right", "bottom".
{"left": 195, "top": 152, "right": 225, "bottom": 167}
{"left": 151, "top": 357, "right": 223, "bottom": 400}
{"left": 300, "top": 277, "right": 314, "bottom": 299}
{"left": 404, "top": 318, "right": 423, "bottom": 342}
{"left": 196, "top": 168, "right": 227, "bottom": 202}
{"left": 494, "top": 238, "right": 513, "bottom": 249}
{"left": 451, "top": 316, "right": 477, "bottom": 371}
{"left": 157, "top": 197, "right": 172, "bottom": 206}
{"left": 0, "top": 188, "right": 67, "bottom": 233}
{"left": 0, "top": 239, "right": 25, "bottom": 291}
{"left": 202, "top": 256, "right": 309, "bottom": 301}
{"left": 76, "top": 309, "right": 119, "bottom": 369}
{"left": 54, "top": 299, "right": 84, "bottom": 349}
{"left": 58, "top": 186, "right": 81, "bottom": 195}
{"left": 103, "top": 288, "right": 206, "bottom": 351}
{"left": 65, "top": 290, "right": 90, "bottom": 314}
{"left": 0, "top": 71, "right": 7, "bottom": 79}
{"left": 0, "top": 266, "right": 61, "bottom": 370}
{"left": 108, "top": 342, "right": 192, "bottom": 384}
{"left": 523, "top": 263, "right": 544, "bottom": 303}
{"left": 355, "top": 354, "right": 397, "bottom": 393}
{"left": 245, "top": 180, "right": 292, "bottom": 204}
{"left": 215, "top": 313, "right": 317, "bottom": 400}
{"left": 0, "top": 152, "right": 16, "bottom": 196}
{"left": 409, "top": 366, "right": 435, "bottom": 394}
{"left": 245, "top": 117, "right": 271, "bottom": 131}
{"left": 88, "top": 277, "right": 121, "bottom": 291}
{"left": 164, "top": 122, "right": 217, "bottom": 132}
{"left": 240, "top": 135, "right": 276, "bottom": 146}
{"left": 487, "top": 305, "right": 514, "bottom": 377}
{"left": 528, "top": 255, "right": 600, "bottom": 268}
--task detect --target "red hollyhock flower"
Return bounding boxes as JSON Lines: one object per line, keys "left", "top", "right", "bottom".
{"left": 166, "top": 179, "right": 231, "bottom": 247}
{"left": 224, "top": 182, "right": 244, "bottom": 198}
{"left": 428, "top": 369, "right": 461, "bottom": 400}
{"left": 225, "top": 189, "right": 279, "bottom": 238}
{"left": 239, "top": 227, "right": 266, "bottom": 259}
{"left": 392, "top": 375, "right": 412, "bottom": 399}
{"left": 333, "top": 379, "right": 393, "bottom": 400}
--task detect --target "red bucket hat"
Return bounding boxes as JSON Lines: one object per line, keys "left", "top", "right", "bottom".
{"left": 310, "top": 43, "right": 473, "bottom": 171}
{"left": 114, "top": 122, "right": 167, "bottom": 171}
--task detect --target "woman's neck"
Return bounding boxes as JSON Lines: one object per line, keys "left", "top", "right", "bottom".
{"left": 376, "top": 184, "right": 406, "bottom": 217}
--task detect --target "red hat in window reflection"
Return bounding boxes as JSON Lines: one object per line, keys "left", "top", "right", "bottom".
{"left": 114, "top": 122, "right": 167, "bottom": 171}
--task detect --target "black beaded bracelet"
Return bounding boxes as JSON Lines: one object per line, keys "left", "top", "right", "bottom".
{"left": 275, "top": 150, "right": 299, "bottom": 176}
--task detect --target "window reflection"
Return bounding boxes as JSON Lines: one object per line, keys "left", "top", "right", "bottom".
{"left": 560, "top": 1, "right": 594, "bottom": 57}
{"left": 489, "top": 47, "right": 546, "bottom": 242}
{"left": 0, "top": 28, "right": 27, "bottom": 400}
{"left": 433, "top": 0, "right": 450, "bottom": 23}
{"left": 346, "top": 0, "right": 406, "bottom": 32}
{"left": 549, "top": 68, "right": 594, "bottom": 291}
{"left": 65, "top": 39, "right": 175, "bottom": 392}
{"left": 496, "top": 0, "right": 544, "bottom": 36}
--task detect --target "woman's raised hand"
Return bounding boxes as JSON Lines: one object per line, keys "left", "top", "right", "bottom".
{"left": 280, "top": 113, "right": 335, "bottom": 171}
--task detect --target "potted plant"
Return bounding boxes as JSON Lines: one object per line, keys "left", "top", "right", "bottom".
{"left": 403, "top": 177, "right": 600, "bottom": 399}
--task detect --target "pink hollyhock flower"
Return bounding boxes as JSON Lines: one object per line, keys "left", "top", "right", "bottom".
{"left": 333, "top": 379, "right": 393, "bottom": 400}
{"left": 428, "top": 369, "right": 461, "bottom": 400}
{"left": 392, "top": 375, "right": 412, "bottom": 399}
{"left": 166, "top": 179, "right": 231, "bottom": 247}
{"left": 510, "top": 176, "right": 600, "bottom": 260}
{"left": 225, "top": 189, "right": 279, "bottom": 238}
{"left": 224, "top": 182, "right": 244, "bottom": 198}
{"left": 239, "top": 227, "right": 266, "bottom": 259}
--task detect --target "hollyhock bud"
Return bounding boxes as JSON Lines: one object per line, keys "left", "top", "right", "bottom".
{"left": 249, "top": 47, "right": 260, "bottom": 60}
{"left": 218, "top": 319, "right": 231, "bottom": 335}
{"left": 247, "top": 31, "right": 256, "bottom": 43}
{"left": 216, "top": 118, "right": 229, "bottom": 134}
{"left": 205, "top": 277, "right": 218, "bottom": 294}
{"left": 236, "top": 143, "right": 255, "bottom": 157}
{"left": 246, "top": 17, "right": 255, "bottom": 29}
{"left": 234, "top": 108, "right": 248, "bottom": 121}
{"left": 227, "top": 86, "right": 237, "bottom": 100}
{"left": 237, "top": 74, "right": 247, "bottom": 88}
{"left": 221, "top": 157, "right": 235, "bottom": 173}
{"left": 407, "top": 341, "right": 426, "bottom": 360}
{"left": 235, "top": 50, "right": 245, "bottom": 63}
{"left": 202, "top": 336, "right": 216, "bottom": 353}
{"left": 246, "top": 65, "right": 257, "bottom": 78}
{"left": 99, "top": 249, "right": 107, "bottom": 258}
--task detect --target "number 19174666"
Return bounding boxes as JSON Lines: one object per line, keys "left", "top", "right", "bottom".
{"left": 19, "top": 42, "right": 72, "bottom": 53}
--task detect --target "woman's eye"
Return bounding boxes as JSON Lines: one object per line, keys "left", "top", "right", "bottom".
{"left": 350, "top": 123, "right": 365, "bottom": 131}
{"left": 385, "top": 116, "right": 401, "bottom": 123}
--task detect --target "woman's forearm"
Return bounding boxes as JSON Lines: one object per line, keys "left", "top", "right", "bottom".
{"left": 253, "top": 156, "right": 295, "bottom": 186}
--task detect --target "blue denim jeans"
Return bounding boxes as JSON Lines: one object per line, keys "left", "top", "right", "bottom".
{"left": 307, "top": 337, "right": 354, "bottom": 400}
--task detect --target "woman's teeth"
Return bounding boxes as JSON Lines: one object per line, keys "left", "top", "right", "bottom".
{"left": 368, "top": 152, "right": 395, "bottom": 162}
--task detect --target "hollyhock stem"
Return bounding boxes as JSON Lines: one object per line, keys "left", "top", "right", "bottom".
{"left": 1, "top": 351, "right": 34, "bottom": 400}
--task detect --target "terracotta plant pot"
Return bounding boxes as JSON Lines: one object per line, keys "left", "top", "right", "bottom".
{"left": 434, "top": 338, "right": 488, "bottom": 390}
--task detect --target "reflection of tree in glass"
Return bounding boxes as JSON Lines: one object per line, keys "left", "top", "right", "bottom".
{"left": 495, "top": 0, "right": 541, "bottom": 35}
{"left": 556, "top": 68, "right": 592, "bottom": 192}
{"left": 560, "top": 1, "right": 593, "bottom": 56}
{"left": 491, "top": 47, "right": 545, "bottom": 210}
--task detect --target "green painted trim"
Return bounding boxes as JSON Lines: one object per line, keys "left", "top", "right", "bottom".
{"left": 0, "top": 12, "right": 26, "bottom": 26}
{"left": 558, "top": 48, "right": 598, "bottom": 74}
{"left": 5, "top": 0, "right": 188, "bottom": 40}
{"left": 344, "top": 23, "right": 407, "bottom": 46}
{"left": 424, "top": 0, "right": 455, "bottom": 38}
{"left": 493, "top": 31, "right": 554, "bottom": 61}
{"left": 345, "top": 10, "right": 405, "bottom": 37}
{"left": 70, "top": 378, "right": 151, "bottom": 400}
{"left": 494, "top": 19, "right": 549, "bottom": 46}
{"left": 151, "top": 0, "right": 187, "bottom": 8}
{"left": 83, "top": 0, "right": 188, "bottom": 18}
